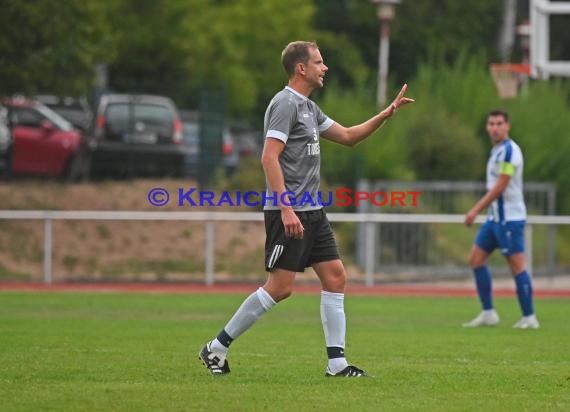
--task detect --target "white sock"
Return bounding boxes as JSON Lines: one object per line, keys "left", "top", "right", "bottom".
{"left": 210, "top": 338, "right": 229, "bottom": 355}
{"left": 223, "top": 287, "right": 276, "bottom": 343}
{"left": 321, "top": 290, "right": 349, "bottom": 373}
{"left": 327, "top": 357, "right": 349, "bottom": 373}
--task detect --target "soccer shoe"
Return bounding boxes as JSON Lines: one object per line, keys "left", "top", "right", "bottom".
{"left": 462, "top": 310, "right": 500, "bottom": 327}
{"left": 512, "top": 315, "right": 540, "bottom": 329}
{"left": 198, "top": 342, "right": 230, "bottom": 375}
{"left": 325, "top": 365, "right": 367, "bottom": 377}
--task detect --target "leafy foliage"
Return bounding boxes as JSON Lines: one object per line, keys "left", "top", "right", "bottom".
{"left": 104, "top": 0, "right": 191, "bottom": 104}
{"left": 318, "top": 82, "right": 414, "bottom": 186}
{"left": 179, "top": 0, "right": 369, "bottom": 118}
{"left": 390, "top": 0, "right": 503, "bottom": 82}
{"left": 409, "top": 54, "right": 570, "bottom": 211}
{"left": 505, "top": 80, "right": 570, "bottom": 211}
{"left": 313, "top": 0, "right": 504, "bottom": 86}
{"left": 404, "top": 107, "right": 484, "bottom": 181}
{"left": 0, "top": 0, "right": 112, "bottom": 96}
{"left": 181, "top": 0, "right": 320, "bottom": 116}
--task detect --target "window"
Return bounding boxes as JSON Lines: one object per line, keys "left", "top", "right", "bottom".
{"left": 12, "top": 108, "right": 44, "bottom": 128}
{"left": 104, "top": 103, "right": 173, "bottom": 136}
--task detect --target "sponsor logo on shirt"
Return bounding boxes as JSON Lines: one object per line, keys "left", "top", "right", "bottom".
{"left": 307, "top": 142, "right": 320, "bottom": 155}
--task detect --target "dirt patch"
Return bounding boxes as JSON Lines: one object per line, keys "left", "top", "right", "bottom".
{"left": 0, "top": 179, "right": 372, "bottom": 284}
{"left": 0, "top": 179, "right": 272, "bottom": 281}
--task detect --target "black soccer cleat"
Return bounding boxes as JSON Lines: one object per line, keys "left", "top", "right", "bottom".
{"left": 325, "top": 365, "right": 367, "bottom": 377}
{"left": 198, "top": 342, "right": 230, "bottom": 375}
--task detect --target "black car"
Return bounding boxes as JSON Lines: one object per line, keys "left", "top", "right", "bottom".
{"left": 91, "top": 94, "right": 185, "bottom": 178}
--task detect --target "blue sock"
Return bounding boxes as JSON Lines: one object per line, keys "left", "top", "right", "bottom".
{"left": 473, "top": 266, "right": 493, "bottom": 310}
{"left": 514, "top": 271, "right": 534, "bottom": 316}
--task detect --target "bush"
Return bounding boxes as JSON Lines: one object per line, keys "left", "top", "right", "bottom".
{"left": 319, "top": 82, "right": 414, "bottom": 185}
{"left": 405, "top": 105, "right": 485, "bottom": 181}
{"left": 504, "top": 80, "right": 570, "bottom": 212}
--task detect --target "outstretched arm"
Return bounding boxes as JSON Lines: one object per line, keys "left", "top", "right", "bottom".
{"left": 321, "top": 84, "right": 415, "bottom": 147}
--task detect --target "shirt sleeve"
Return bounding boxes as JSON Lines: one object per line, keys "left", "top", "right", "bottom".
{"left": 499, "top": 162, "right": 515, "bottom": 176}
{"left": 498, "top": 143, "right": 521, "bottom": 176}
{"left": 315, "top": 105, "right": 334, "bottom": 133}
{"left": 265, "top": 97, "right": 297, "bottom": 143}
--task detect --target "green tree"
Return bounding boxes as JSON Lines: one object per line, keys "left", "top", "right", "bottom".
{"left": 0, "top": 0, "right": 112, "bottom": 96}
{"left": 313, "top": 0, "right": 504, "bottom": 86}
{"left": 182, "top": 0, "right": 368, "bottom": 117}
{"left": 392, "top": 0, "right": 502, "bottom": 82}
{"left": 405, "top": 107, "right": 485, "bottom": 181}
{"left": 182, "top": 0, "right": 313, "bottom": 115}
{"left": 103, "top": 0, "right": 190, "bottom": 104}
{"left": 506, "top": 80, "right": 570, "bottom": 212}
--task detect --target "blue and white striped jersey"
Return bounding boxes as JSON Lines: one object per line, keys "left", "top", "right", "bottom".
{"left": 486, "top": 138, "right": 527, "bottom": 222}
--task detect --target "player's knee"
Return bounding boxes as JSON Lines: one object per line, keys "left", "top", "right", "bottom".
{"left": 336, "top": 272, "right": 347, "bottom": 289}
{"left": 508, "top": 255, "right": 526, "bottom": 275}
{"left": 326, "top": 269, "right": 346, "bottom": 292}
{"left": 263, "top": 283, "right": 294, "bottom": 302}
{"left": 469, "top": 249, "right": 486, "bottom": 267}
{"left": 469, "top": 254, "right": 484, "bottom": 268}
{"left": 272, "top": 288, "right": 293, "bottom": 302}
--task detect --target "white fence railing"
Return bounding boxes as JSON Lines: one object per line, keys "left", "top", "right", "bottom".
{"left": 1, "top": 210, "right": 570, "bottom": 285}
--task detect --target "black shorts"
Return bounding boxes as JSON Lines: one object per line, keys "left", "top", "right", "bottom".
{"left": 264, "top": 209, "right": 340, "bottom": 272}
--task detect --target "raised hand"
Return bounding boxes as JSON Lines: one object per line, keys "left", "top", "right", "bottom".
{"left": 386, "top": 83, "right": 415, "bottom": 115}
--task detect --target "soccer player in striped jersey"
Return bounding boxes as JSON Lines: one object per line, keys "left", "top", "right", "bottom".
{"left": 463, "top": 110, "right": 539, "bottom": 329}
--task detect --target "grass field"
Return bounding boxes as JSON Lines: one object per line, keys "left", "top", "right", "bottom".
{"left": 1, "top": 291, "right": 568, "bottom": 412}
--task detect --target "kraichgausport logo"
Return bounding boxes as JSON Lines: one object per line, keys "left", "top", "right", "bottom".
{"left": 147, "top": 188, "right": 422, "bottom": 207}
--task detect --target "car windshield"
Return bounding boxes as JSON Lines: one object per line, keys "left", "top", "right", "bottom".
{"left": 105, "top": 103, "right": 175, "bottom": 139}
{"left": 51, "top": 106, "right": 90, "bottom": 129}
{"left": 35, "top": 104, "right": 74, "bottom": 131}
{"left": 105, "top": 103, "right": 173, "bottom": 132}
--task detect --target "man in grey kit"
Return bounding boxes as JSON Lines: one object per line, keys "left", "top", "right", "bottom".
{"left": 200, "top": 41, "right": 414, "bottom": 377}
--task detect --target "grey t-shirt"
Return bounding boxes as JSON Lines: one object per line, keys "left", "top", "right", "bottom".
{"left": 263, "top": 86, "right": 334, "bottom": 211}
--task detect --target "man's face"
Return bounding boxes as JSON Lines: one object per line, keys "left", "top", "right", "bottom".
{"left": 486, "top": 115, "right": 510, "bottom": 144}
{"left": 301, "top": 47, "right": 328, "bottom": 88}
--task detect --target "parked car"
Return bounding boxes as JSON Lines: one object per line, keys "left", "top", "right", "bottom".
{"left": 181, "top": 118, "right": 200, "bottom": 176}
{"left": 229, "top": 123, "right": 262, "bottom": 158}
{"left": 179, "top": 110, "right": 239, "bottom": 178}
{"left": 2, "top": 98, "right": 90, "bottom": 180}
{"left": 0, "top": 105, "right": 11, "bottom": 177}
{"left": 34, "top": 95, "right": 94, "bottom": 134}
{"left": 91, "top": 94, "right": 184, "bottom": 178}
{"left": 222, "top": 128, "right": 239, "bottom": 178}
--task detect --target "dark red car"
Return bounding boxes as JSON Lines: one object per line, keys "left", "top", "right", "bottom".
{"left": 2, "top": 98, "right": 89, "bottom": 180}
